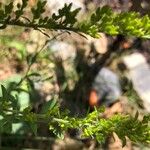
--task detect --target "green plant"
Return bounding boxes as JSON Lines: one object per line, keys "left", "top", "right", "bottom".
{"left": 1, "top": 1, "right": 150, "bottom": 38}
{"left": 0, "top": 0, "right": 150, "bottom": 147}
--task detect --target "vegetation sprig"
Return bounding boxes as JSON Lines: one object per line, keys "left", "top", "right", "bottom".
{"left": 0, "top": 0, "right": 150, "bottom": 147}
{"left": 0, "top": 0, "right": 150, "bottom": 38}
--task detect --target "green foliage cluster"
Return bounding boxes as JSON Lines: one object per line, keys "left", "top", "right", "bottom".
{"left": 0, "top": 0, "right": 150, "bottom": 147}
{"left": 1, "top": 0, "right": 150, "bottom": 38}
{"left": 0, "top": 84, "right": 150, "bottom": 146}
{"left": 80, "top": 6, "right": 150, "bottom": 38}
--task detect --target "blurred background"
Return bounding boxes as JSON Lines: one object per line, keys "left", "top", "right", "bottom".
{"left": 0, "top": 0, "right": 150, "bottom": 149}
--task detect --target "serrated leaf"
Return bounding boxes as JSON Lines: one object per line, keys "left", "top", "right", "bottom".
{"left": 5, "top": 2, "right": 13, "bottom": 15}
{"left": 22, "top": 0, "right": 28, "bottom": 8}
{"left": 32, "top": 0, "right": 46, "bottom": 20}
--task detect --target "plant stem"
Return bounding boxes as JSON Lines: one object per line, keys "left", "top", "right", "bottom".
{"left": 0, "top": 20, "right": 79, "bottom": 33}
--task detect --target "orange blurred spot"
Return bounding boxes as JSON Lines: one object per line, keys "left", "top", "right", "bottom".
{"left": 122, "top": 41, "right": 131, "bottom": 49}
{"left": 29, "top": 0, "right": 37, "bottom": 6}
{"left": 89, "top": 89, "right": 99, "bottom": 107}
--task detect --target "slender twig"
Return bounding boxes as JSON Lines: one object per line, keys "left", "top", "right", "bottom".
{"left": 15, "top": 31, "right": 65, "bottom": 87}
{"left": 0, "top": 20, "right": 79, "bottom": 33}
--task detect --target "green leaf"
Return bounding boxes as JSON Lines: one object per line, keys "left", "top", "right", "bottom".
{"left": 51, "top": 3, "right": 80, "bottom": 27}
{"left": 0, "top": 119, "right": 12, "bottom": 134}
{"left": 5, "top": 2, "right": 13, "bottom": 15}
{"left": 22, "top": 0, "right": 28, "bottom": 8}
{"left": 32, "top": 0, "right": 47, "bottom": 20}
{"left": 0, "top": 119, "right": 7, "bottom": 133}
{"left": 41, "top": 99, "right": 57, "bottom": 114}
{"left": 1, "top": 85, "right": 9, "bottom": 101}
{"left": 26, "top": 54, "right": 37, "bottom": 66}
{"left": 49, "top": 125, "right": 64, "bottom": 139}
{"left": 134, "top": 111, "right": 139, "bottom": 120}
{"left": 121, "top": 137, "right": 127, "bottom": 147}
{"left": 30, "top": 122, "right": 37, "bottom": 135}
{"left": 0, "top": 10, "right": 5, "bottom": 20}
{"left": 27, "top": 77, "right": 34, "bottom": 89}
{"left": 23, "top": 106, "right": 32, "bottom": 114}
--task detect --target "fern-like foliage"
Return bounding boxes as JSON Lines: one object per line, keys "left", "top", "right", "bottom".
{"left": 0, "top": 85, "right": 150, "bottom": 146}
{"left": 80, "top": 6, "right": 150, "bottom": 38}
{"left": 0, "top": 0, "right": 150, "bottom": 38}
{"left": 0, "top": 0, "right": 150, "bottom": 146}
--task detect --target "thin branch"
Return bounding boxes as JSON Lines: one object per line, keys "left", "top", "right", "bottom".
{"left": 15, "top": 31, "right": 66, "bottom": 87}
